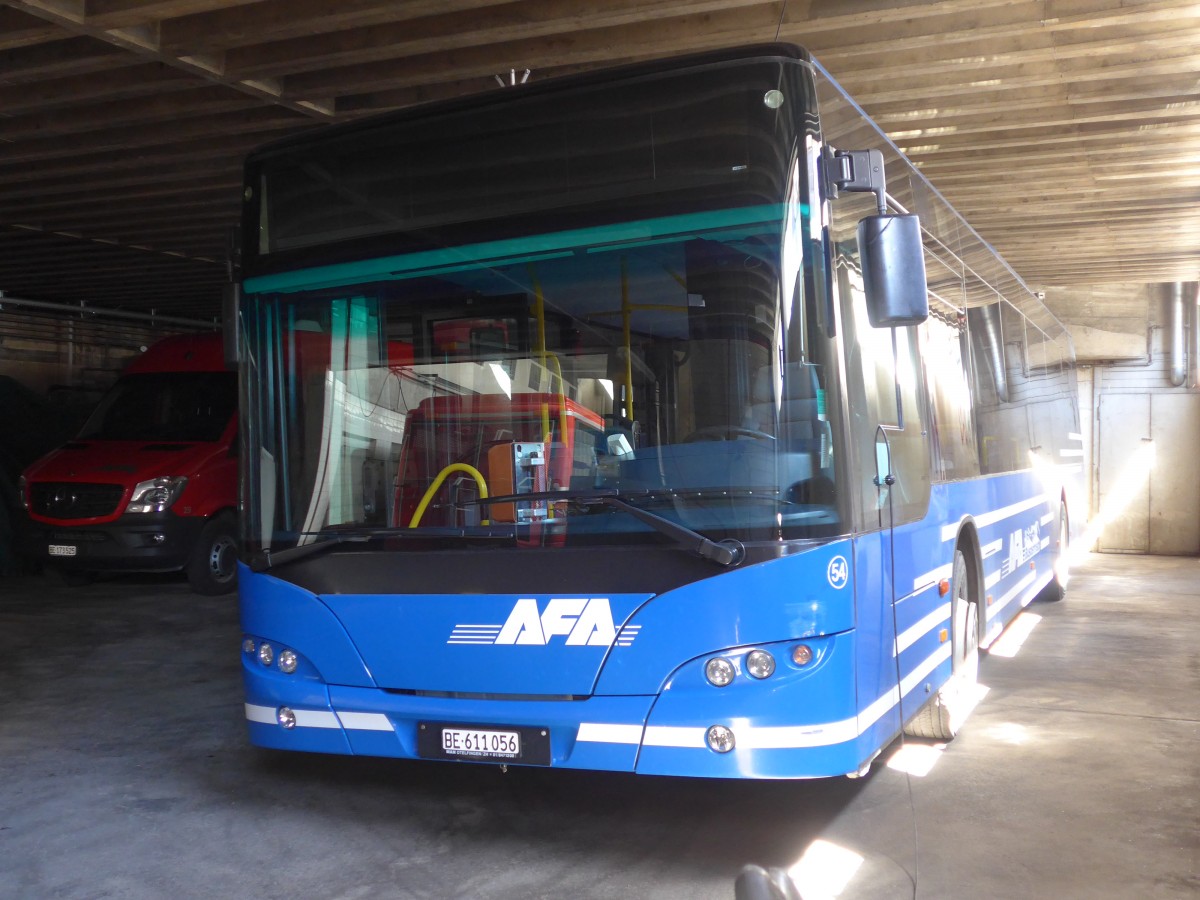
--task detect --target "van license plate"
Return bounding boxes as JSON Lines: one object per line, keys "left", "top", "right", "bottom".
{"left": 48, "top": 545, "right": 77, "bottom": 557}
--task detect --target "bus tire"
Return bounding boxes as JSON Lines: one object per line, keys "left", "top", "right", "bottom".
{"left": 1038, "top": 505, "right": 1069, "bottom": 603}
{"left": 904, "top": 545, "right": 979, "bottom": 741}
{"left": 187, "top": 512, "right": 239, "bottom": 595}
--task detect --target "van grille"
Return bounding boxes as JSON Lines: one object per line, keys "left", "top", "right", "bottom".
{"left": 31, "top": 483, "right": 125, "bottom": 520}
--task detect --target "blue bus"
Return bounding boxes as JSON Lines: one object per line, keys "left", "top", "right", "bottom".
{"left": 232, "top": 44, "right": 1081, "bottom": 779}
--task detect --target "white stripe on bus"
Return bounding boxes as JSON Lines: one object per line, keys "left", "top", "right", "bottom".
{"left": 895, "top": 602, "right": 950, "bottom": 654}
{"left": 941, "top": 494, "right": 1049, "bottom": 543}
{"left": 337, "top": 712, "right": 394, "bottom": 732}
{"left": 912, "top": 564, "right": 953, "bottom": 594}
{"left": 246, "top": 705, "right": 392, "bottom": 732}
{"left": 578, "top": 642, "right": 955, "bottom": 751}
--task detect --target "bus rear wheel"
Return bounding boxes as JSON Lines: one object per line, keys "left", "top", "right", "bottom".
{"left": 1038, "top": 505, "right": 1069, "bottom": 602}
{"left": 904, "top": 545, "right": 979, "bottom": 741}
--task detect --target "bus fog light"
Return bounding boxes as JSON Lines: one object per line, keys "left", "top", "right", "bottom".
{"left": 792, "top": 644, "right": 814, "bottom": 666}
{"left": 278, "top": 649, "right": 298, "bottom": 674}
{"left": 277, "top": 707, "right": 296, "bottom": 729}
{"left": 241, "top": 638, "right": 255, "bottom": 655}
{"left": 706, "top": 725, "right": 736, "bottom": 753}
{"left": 258, "top": 642, "right": 274, "bottom": 667}
{"left": 746, "top": 649, "right": 775, "bottom": 679}
{"left": 705, "top": 657, "right": 736, "bottom": 687}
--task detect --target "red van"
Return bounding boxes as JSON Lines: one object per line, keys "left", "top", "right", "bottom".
{"left": 17, "top": 332, "right": 239, "bottom": 594}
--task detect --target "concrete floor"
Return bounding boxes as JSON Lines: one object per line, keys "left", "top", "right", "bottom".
{"left": 0, "top": 553, "right": 1196, "bottom": 899}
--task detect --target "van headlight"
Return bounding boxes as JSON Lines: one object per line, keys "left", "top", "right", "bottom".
{"left": 17, "top": 475, "right": 29, "bottom": 511}
{"left": 125, "top": 476, "right": 188, "bottom": 513}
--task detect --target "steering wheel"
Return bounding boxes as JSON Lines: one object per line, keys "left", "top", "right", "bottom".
{"left": 683, "top": 426, "right": 776, "bottom": 443}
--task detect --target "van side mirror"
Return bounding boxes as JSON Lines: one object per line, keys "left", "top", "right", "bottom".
{"left": 858, "top": 214, "right": 928, "bottom": 328}
{"left": 222, "top": 283, "right": 240, "bottom": 370}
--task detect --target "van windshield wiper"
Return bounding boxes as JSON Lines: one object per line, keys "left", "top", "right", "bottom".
{"left": 476, "top": 488, "right": 744, "bottom": 568}
{"left": 249, "top": 526, "right": 514, "bottom": 572}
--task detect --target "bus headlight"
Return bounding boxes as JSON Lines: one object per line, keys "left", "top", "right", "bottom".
{"left": 277, "top": 707, "right": 296, "bottom": 729}
{"left": 705, "top": 657, "right": 736, "bottom": 687}
{"left": 125, "top": 476, "right": 188, "bottom": 513}
{"left": 706, "top": 725, "right": 736, "bottom": 753}
{"left": 278, "top": 649, "right": 298, "bottom": 674}
{"left": 746, "top": 649, "right": 776, "bottom": 679}
{"left": 257, "top": 642, "right": 274, "bottom": 667}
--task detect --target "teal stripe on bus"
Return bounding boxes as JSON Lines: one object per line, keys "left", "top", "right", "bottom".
{"left": 243, "top": 205, "right": 788, "bottom": 295}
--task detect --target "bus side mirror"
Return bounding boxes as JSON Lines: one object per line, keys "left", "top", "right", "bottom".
{"left": 825, "top": 147, "right": 929, "bottom": 329}
{"left": 858, "top": 213, "right": 928, "bottom": 328}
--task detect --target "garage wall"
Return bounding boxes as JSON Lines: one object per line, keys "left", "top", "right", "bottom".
{"left": 0, "top": 309, "right": 170, "bottom": 396}
{"left": 1060, "top": 284, "right": 1200, "bottom": 556}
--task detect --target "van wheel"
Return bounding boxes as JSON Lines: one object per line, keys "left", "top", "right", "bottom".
{"left": 187, "top": 513, "right": 238, "bottom": 595}
{"left": 904, "top": 546, "right": 979, "bottom": 741}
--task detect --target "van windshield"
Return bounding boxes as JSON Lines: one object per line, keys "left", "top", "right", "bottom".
{"left": 79, "top": 372, "right": 237, "bottom": 443}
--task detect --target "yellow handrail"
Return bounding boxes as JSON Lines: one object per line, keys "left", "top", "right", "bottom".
{"left": 528, "top": 265, "right": 569, "bottom": 442}
{"left": 409, "top": 463, "right": 490, "bottom": 528}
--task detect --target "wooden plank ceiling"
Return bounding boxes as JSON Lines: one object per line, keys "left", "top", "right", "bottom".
{"left": 0, "top": 0, "right": 1196, "bottom": 321}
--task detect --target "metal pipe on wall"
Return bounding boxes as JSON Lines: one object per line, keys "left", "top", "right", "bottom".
{"left": 980, "top": 303, "right": 1010, "bottom": 402}
{"left": 1191, "top": 282, "right": 1200, "bottom": 390}
{"left": 1168, "top": 282, "right": 1187, "bottom": 387}
{"left": 0, "top": 291, "right": 213, "bottom": 329}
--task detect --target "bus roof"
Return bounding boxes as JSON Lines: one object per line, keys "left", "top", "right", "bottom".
{"left": 245, "top": 43, "right": 812, "bottom": 164}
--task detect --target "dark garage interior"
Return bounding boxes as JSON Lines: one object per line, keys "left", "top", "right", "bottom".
{"left": 1, "top": 2, "right": 1197, "bottom": 898}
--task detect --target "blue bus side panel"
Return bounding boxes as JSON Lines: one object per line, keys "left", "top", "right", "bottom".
{"left": 855, "top": 471, "right": 1061, "bottom": 732}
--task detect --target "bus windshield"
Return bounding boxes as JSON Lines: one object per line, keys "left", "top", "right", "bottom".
{"left": 240, "top": 54, "right": 846, "bottom": 556}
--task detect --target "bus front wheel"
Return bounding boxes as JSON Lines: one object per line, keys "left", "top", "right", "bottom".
{"left": 904, "top": 545, "right": 979, "bottom": 741}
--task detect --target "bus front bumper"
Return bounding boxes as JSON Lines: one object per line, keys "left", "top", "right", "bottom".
{"left": 240, "top": 630, "right": 882, "bottom": 779}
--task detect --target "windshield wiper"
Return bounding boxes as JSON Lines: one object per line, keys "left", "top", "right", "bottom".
{"left": 250, "top": 526, "right": 514, "bottom": 572}
{"left": 476, "top": 488, "right": 744, "bottom": 568}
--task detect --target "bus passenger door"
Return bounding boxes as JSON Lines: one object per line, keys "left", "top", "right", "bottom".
{"left": 868, "top": 325, "right": 934, "bottom": 730}
{"left": 840, "top": 261, "right": 933, "bottom": 745}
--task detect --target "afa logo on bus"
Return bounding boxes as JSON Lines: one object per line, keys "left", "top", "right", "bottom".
{"left": 448, "top": 598, "right": 637, "bottom": 647}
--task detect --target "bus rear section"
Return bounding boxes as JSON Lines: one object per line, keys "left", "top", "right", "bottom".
{"left": 18, "top": 332, "right": 240, "bottom": 594}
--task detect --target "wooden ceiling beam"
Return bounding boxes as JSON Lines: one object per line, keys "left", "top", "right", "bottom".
{"left": 0, "top": 107, "right": 307, "bottom": 165}
{"left": 82, "top": 0, "right": 264, "bottom": 30}
{"left": 0, "top": 86, "right": 263, "bottom": 141}
{"left": 223, "top": 0, "right": 782, "bottom": 81}
{"left": 158, "top": 0, "right": 517, "bottom": 54}
{"left": 6, "top": 0, "right": 338, "bottom": 118}
{"left": 279, "top": 8, "right": 786, "bottom": 99}
{"left": 0, "top": 131, "right": 284, "bottom": 186}
{"left": 0, "top": 177, "right": 239, "bottom": 218}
